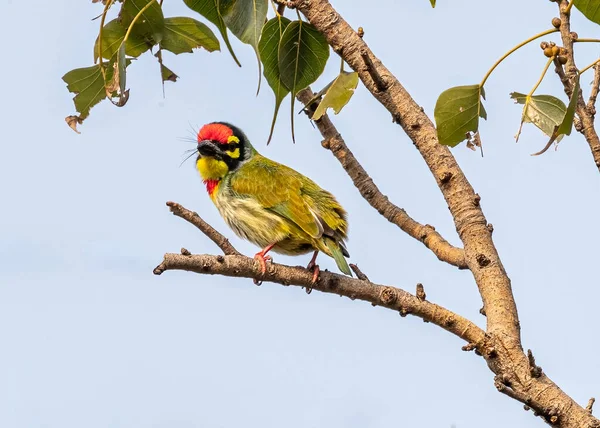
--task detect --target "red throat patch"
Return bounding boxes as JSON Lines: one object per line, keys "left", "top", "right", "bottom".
{"left": 203, "top": 179, "right": 220, "bottom": 196}
{"left": 197, "top": 123, "right": 233, "bottom": 145}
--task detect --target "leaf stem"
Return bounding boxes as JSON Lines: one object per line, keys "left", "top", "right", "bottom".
{"left": 574, "top": 38, "right": 600, "bottom": 43}
{"left": 528, "top": 57, "right": 554, "bottom": 97}
{"left": 580, "top": 58, "right": 600, "bottom": 74}
{"left": 97, "top": 0, "right": 114, "bottom": 64}
{"left": 123, "top": 0, "right": 156, "bottom": 45}
{"left": 340, "top": 56, "right": 344, "bottom": 73}
{"left": 480, "top": 28, "right": 559, "bottom": 88}
{"left": 565, "top": 1, "right": 574, "bottom": 14}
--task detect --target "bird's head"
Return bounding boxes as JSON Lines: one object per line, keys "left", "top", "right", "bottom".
{"left": 195, "top": 122, "right": 254, "bottom": 185}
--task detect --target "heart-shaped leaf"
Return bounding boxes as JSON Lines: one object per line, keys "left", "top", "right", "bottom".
{"left": 62, "top": 58, "right": 131, "bottom": 127}
{"left": 258, "top": 16, "right": 292, "bottom": 144}
{"left": 573, "top": 0, "right": 600, "bottom": 25}
{"left": 160, "top": 17, "right": 220, "bottom": 54}
{"left": 94, "top": 18, "right": 150, "bottom": 61}
{"left": 510, "top": 92, "right": 566, "bottom": 142}
{"left": 119, "top": 0, "right": 165, "bottom": 44}
{"left": 220, "top": 0, "right": 268, "bottom": 92}
{"left": 435, "top": 84, "right": 487, "bottom": 147}
{"left": 183, "top": 0, "right": 241, "bottom": 66}
{"left": 312, "top": 71, "right": 359, "bottom": 120}
{"left": 278, "top": 20, "right": 330, "bottom": 141}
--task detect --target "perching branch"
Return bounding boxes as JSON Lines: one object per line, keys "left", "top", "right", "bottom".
{"left": 155, "top": 203, "right": 485, "bottom": 346}
{"left": 556, "top": 1, "right": 600, "bottom": 171}
{"left": 167, "top": 201, "right": 240, "bottom": 255}
{"left": 296, "top": 88, "right": 468, "bottom": 270}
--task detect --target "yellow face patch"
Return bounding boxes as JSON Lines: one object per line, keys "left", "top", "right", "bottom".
{"left": 226, "top": 135, "right": 241, "bottom": 159}
{"left": 196, "top": 157, "right": 229, "bottom": 180}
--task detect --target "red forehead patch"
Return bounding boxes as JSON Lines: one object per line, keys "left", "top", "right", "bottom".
{"left": 197, "top": 123, "right": 233, "bottom": 144}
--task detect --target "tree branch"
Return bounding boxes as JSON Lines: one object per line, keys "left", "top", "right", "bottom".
{"left": 292, "top": 0, "right": 519, "bottom": 346}
{"left": 154, "top": 204, "right": 485, "bottom": 346}
{"left": 166, "top": 201, "right": 240, "bottom": 255}
{"left": 273, "top": 1, "right": 600, "bottom": 426}
{"left": 296, "top": 88, "right": 467, "bottom": 269}
{"left": 587, "top": 64, "right": 600, "bottom": 114}
{"left": 556, "top": 1, "right": 600, "bottom": 171}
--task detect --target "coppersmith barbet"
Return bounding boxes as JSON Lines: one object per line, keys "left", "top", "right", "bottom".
{"left": 194, "top": 122, "right": 351, "bottom": 283}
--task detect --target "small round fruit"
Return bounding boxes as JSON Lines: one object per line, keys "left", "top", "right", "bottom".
{"left": 552, "top": 17, "right": 561, "bottom": 28}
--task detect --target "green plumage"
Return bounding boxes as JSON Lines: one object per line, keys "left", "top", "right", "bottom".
{"left": 195, "top": 122, "right": 351, "bottom": 277}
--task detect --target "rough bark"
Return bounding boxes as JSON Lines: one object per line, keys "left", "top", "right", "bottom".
{"left": 296, "top": 88, "right": 467, "bottom": 269}
{"left": 556, "top": 0, "right": 600, "bottom": 171}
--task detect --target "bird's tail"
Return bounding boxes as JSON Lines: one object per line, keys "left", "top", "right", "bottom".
{"left": 324, "top": 237, "right": 352, "bottom": 276}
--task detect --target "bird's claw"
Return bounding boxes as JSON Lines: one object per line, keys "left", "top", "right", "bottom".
{"left": 253, "top": 252, "right": 273, "bottom": 285}
{"left": 305, "top": 261, "right": 320, "bottom": 294}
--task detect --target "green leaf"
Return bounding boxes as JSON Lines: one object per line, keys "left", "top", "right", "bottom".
{"left": 434, "top": 84, "right": 487, "bottom": 147}
{"left": 510, "top": 92, "right": 566, "bottom": 141}
{"left": 161, "top": 63, "right": 179, "bottom": 82}
{"left": 63, "top": 59, "right": 132, "bottom": 127}
{"left": 160, "top": 17, "right": 220, "bottom": 54}
{"left": 278, "top": 20, "right": 329, "bottom": 94}
{"left": 312, "top": 71, "right": 359, "bottom": 120}
{"left": 62, "top": 65, "right": 107, "bottom": 121}
{"left": 183, "top": 0, "right": 241, "bottom": 66}
{"left": 429, "top": 0, "right": 436, "bottom": 7}
{"left": 573, "top": 0, "right": 600, "bottom": 25}
{"left": 220, "top": 0, "right": 268, "bottom": 92}
{"left": 556, "top": 75, "right": 579, "bottom": 137}
{"left": 258, "top": 16, "right": 292, "bottom": 144}
{"left": 94, "top": 18, "right": 150, "bottom": 61}
{"left": 278, "top": 20, "right": 330, "bottom": 141}
{"left": 119, "top": 0, "right": 165, "bottom": 44}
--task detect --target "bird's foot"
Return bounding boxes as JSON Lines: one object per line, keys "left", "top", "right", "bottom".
{"left": 305, "top": 260, "right": 320, "bottom": 294}
{"left": 253, "top": 251, "right": 273, "bottom": 286}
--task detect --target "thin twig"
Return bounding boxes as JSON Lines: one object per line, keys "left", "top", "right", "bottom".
{"left": 556, "top": 0, "right": 600, "bottom": 171}
{"left": 587, "top": 64, "right": 600, "bottom": 114}
{"left": 296, "top": 88, "right": 467, "bottom": 269}
{"left": 166, "top": 201, "right": 240, "bottom": 255}
{"left": 349, "top": 263, "right": 370, "bottom": 281}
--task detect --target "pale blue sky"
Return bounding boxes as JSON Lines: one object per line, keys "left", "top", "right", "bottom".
{"left": 1, "top": 1, "right": 599, "bottom": 427}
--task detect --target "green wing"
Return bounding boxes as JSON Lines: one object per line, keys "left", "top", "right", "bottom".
{"left": 230, "top": 155, "right": 323, "bottom": 238}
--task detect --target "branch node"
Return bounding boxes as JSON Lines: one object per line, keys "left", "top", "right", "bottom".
{"left": 416, "top": 283, "right": 426, "bottom": 301}
{"left": 357, "top": 26, "right": 364, "bottom": 38}
{"left": 479, "top": 306, "right": 487, "bottom": 316}
{"left": 587, "top": 398, "right": 596, "bottom": 414}
{"left": 486, "top": 223, "right": 494, "bottom": 234}
{"left": 438, "top": 171, "right": 453, "bottom": 184}
{"left": 476, "top": 253, "right": 491, "bottom": 267}
{"left": 461, "top": 342, "right": 476, "bottom": 352}
{"left": 473, "top": 193, "right": 481, "bottom": 207}
{"left": 399, "top": 307, "right": 410, "bottom": 317}
{"left": 487, "top": 347, "right": 498, "bottom": 358}
{"left": 217, "top": 255, "right": 225, "bottom": 263}
{"left": 181, "top": 247, "right": 191, "bottom": 256}
{"left": 380, "top": 286, "right": 397, "bottom": 306}
{"left": 350, "top": 263, "right": 370, "bottom": 281}
{"left": 360, "top": 48, "right": 387, "bottom": 91}
{"left": 527, "top": 349, "right": 543, "bottom": 378}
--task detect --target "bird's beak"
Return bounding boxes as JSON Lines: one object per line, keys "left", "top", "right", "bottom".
{"left": 197, "top": 140, "right": 221, "bottom": 158}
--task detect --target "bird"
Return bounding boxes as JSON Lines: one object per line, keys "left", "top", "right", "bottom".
{"left": 193, "top": 121, "right": 351, "bottom": 284}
